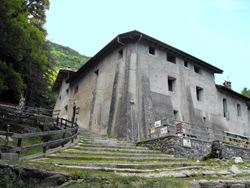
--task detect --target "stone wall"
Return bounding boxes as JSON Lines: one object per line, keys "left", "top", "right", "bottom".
{"left": 136, "top": 135, "right": 212, "bottom": 160}
{"left": 137, "top": 136, "right": 250, "bottom": 160}
{"left": 212, "top": 140, "right": 250, "bottom": 160}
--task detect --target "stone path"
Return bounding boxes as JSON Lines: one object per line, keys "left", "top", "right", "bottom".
{"left": 30, "top": 129, "right": 205, "bottom": 174}
{"left": 28, "top": 129, "right": 250, "bottom": 187}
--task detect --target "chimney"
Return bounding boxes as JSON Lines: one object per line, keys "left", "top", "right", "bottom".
{"left": 66, "top": 65, "right": 71, "bottom": 70}
{"left": 223, "top": 80, "right": 232, "bottom": 89}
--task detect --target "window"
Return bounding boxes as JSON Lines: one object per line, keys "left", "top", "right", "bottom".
{"left": 237, "top": 104, "right": 241, "bottom": 116}
{"left": 65, "top": 105, "right": 68, "bottom": 112}
{"left": 94, "top": 69, "right": 99, "bottom": 75}
{"left": 168, "top": 77, "right": 176, "bottom": 91}
{"left": 196, "top": 86, "right": 204, "bottom": 101}
{"left": 223, "top": 98, "right": 227, "bottom": 117}
{"left": 203, "top": 117, "right": 206, "bottom": 122}
{"left": 75, "top": 85, "right": 78, "bottom": 94}
{"left": 66, "top": 88, "right": 69, "bottom": 95}
{"left": 194, "top": 66, "right": 202, "bottom": 74}
{"left": 149, "top": 46, "right": 155, "bottom": 55}
{"left": 118, "top": 49, "right": 123, "bottom": 59}
{"left": 173, "top": 110, "right": 178, "bottom": 120}
{"left": 59, "top": 96, "right": 61, "bottom": 100}
{"left": 184, "top": 61, "right": 189, "bottom": 68}
{"left": 167, "top": 54, "right": 176, "bottom": 63}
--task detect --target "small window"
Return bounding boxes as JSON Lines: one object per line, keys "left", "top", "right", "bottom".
{"left": 168, "top": 77, "right": 176, "bottom": 92}
{"left": 184, "top": 61, "right": 189, "bottom": 67}
{"left": 196, "top": 86, "right": 204, "bottom": 101}
{"left": 65, "top": 105, "right": 68, "bottom": 112}
{"left": 75, "top": 85, "right": 78, "bottom": 94}
{"left": 118, "top": 49, "right": 123, "bottom": 59}
{"left": 167, "top": 54, "right": 176, "bottom": 63}
{"left": 237, "top": 104, "right": 241, "bottom": 116}
{"left": 194, "top": 66, "right": 202, "bottom": 74}
{"left": 173, "top": 110, "right": 178, "bottom": 120}
{"left": 149, "top": 46, "right": 155, "bottom": 55}
{"left": 223, "top": 98, "right": 227, "bottom": 117}
{"left": 94, "top": 69, "right": 99, "bottom": 75}
{"left": 59, "top": 96, "right": 61, "bottom": 100}
{"left": 66, "top": 88, "right": 69, "bottom": 95}
{"left": 203, "top": 117, "right": 206, "bottom": 122}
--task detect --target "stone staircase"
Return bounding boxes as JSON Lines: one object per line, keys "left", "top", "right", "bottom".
{"left": 30, "top": 130, "right": 205, "bottom": 175}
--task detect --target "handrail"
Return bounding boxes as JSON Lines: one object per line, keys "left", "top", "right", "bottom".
{"left": 148, "top": 117, "right": 250, "bottom": 148}
{"left": 0, "top": 116, "right": 78, "bottom": 156}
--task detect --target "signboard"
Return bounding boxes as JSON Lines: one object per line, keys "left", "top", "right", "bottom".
{"left": 176, "top": 122, "right": 183, "bottom": 134}
{"left": 183, "top": 138, "right": 191, "bottom": 147}
{"left": 161, "top": 127, "right": 168, "bottom": 134}
{"left": 154, "top": 120, "right": 161, "bottom": 127}
{"left": 150, "top": 127, "right": 155, "bottom": 133}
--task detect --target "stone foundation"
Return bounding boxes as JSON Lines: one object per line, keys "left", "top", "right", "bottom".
{"left": 136, "top": 135, "right": 211, "bottom": 160}
{"left": 211, "top": 140, "right": 250, "bottom": 160}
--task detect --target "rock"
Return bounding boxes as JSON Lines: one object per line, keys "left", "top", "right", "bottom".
{"left": 0, "top": 163, "right": 71, "bottom": 187}
{"left": 232, "top": 157, "right": 244, "bottom": 164}
{"left": 230, "top": 184, "right": 245, "bottom": 188}
{"left": 230, "top": 165, "right": 241, "bottom": 174}
{"left": 60, "top": 179, "right": 84, "bottom": 187}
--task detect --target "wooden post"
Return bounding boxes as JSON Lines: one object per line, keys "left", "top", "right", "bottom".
{"left": 43, "top": 145, "right": 47, "bottom": 153}
{"left": 16, "top": 138, "right": 22, "bottom": 154}
{"left": 61, "top": 124, "right": 66, "bottom": 147}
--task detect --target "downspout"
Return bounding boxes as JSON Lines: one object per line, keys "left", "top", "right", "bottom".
{"left": 136, "top": 34, "right": 142, "bottom": 141}
{"left": 117, "top": 36, "right": 125, "bottom": 45}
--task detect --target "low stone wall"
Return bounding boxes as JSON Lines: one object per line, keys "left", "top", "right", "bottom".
{"left": 136, "top": 135, "right": 212, "bottom": 160}
{"left": 212, "top": 140, "right": 250, "bottom": 160}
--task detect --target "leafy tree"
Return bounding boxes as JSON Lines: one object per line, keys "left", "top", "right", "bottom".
{"left": 0, "top": 0, "right": 54, "bottom": 108}
{"left": 242, "top": 88, "right": 250, "bottom": 98}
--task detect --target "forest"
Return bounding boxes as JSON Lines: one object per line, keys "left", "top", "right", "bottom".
{"left": 0, "top": 0, "right": 90, "bottom": 109}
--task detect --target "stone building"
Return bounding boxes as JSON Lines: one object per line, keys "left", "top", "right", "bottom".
{"left": 52, "top": 30, "right": 250, "bottom": 141}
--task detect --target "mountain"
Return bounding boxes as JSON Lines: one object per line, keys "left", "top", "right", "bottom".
{"left": 50, "top": 42, "right": 91, "bottom": 71}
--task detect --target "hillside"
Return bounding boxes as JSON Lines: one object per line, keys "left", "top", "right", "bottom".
{"left": 50, "top": 42, "right": 91, "bottom": 71}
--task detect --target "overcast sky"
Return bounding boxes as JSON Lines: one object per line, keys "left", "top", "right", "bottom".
{"left": 45, "top": 0, "right": 250, "bottom": 93}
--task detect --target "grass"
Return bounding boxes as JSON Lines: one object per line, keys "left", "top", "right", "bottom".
{"left": 0, "top": 160, "right": 191, "bottom": 188}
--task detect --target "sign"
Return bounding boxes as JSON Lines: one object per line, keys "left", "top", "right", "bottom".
{"left": 161, "top": 127, "right": 168, "bottom": 134}
{"left": 150, "top": 127, "right": 155, "bottom": 133}
{"left": 176, "top": 122, "right": 183, "bottom": 134}
{"left": 76, "top": 107, "right": 79, "bottom": 114}
{"left": 183, "top": 138, "right": 191, "bottom": 147}
{"left": 95, "top": 119, "right": 99, "bottom": 124}
{"left": 154, "top": 120, "right": 161, "bottom": 127}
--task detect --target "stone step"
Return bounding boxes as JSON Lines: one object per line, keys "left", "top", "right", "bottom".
{"left": 82, "top": 141, "right": 136, "bottom": 147}
{"left": 46, "top": 154, "right": 187, "bottom": 161}
{"left": 54, "top": 164, "right": 204, "bottom": 173}
{"left": 61, "top": 150, "right": 175, "bottom": 158}
{"left": 72, "top": 146, "right": 161, "bottom": 153}
{"left": 77, "top": 143, "right": 147, "bottom": 150}
{"left": 38, "top": 161, "right": 204, "bottom": 169}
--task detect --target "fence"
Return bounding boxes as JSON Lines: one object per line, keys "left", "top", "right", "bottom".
{"left": 148, "top": 118, "right": 250, "bottom": 147}
{"left": 0, "top": 108, "right": 78, "bottom": 156}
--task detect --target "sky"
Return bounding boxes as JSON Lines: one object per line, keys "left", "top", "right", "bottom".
{"left": 45, "top": 0, "right": 250, "bottom": 93}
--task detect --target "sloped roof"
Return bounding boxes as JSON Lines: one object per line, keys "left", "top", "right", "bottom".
{"left": 67, "top": 30, "right": 223, "bottom": 83}
{"left": 52, "top": 70, "right": 75, "bottom": 92}
{"left": 216, "top": 85, "right": 250, "bottom": 101}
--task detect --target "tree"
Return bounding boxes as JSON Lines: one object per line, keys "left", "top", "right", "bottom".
{"left": 242, "top": 88, "right": 250, "bottom": 98}
{"left": 0, "top": 0, "right": 54, "bottom": 108}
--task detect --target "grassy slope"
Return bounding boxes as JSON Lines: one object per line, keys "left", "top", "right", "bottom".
{"left": 50, "top": 42, "right": 91, "bottom": 72}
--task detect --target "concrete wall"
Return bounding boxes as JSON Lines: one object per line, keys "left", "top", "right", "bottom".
{"left": 136, "top": 42, "right": 250, "bottom": 140}
{"left": 54, "top": 40, "right": 250, "bottom": 141}
{"left": 53, "top": 75, "right": 71, "bottom": 119}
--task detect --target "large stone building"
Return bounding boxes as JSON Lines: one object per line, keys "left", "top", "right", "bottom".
{"left": 52, "top": 30, "right": 250, "bottom": 141}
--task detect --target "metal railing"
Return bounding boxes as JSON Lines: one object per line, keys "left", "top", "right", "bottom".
{"left": 148, "top": 118, "right": 250, "bottom": 147}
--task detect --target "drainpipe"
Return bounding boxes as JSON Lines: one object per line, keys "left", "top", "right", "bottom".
{"left": 117, "top": 36, "right": 125, "bottom": 45}
{"left": 136, "top": 34, "right": 142, "bottom": 141}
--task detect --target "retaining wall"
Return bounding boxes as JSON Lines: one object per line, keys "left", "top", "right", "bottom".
{"left": 137, "top": 136, "right": 250, "bottom": 160}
